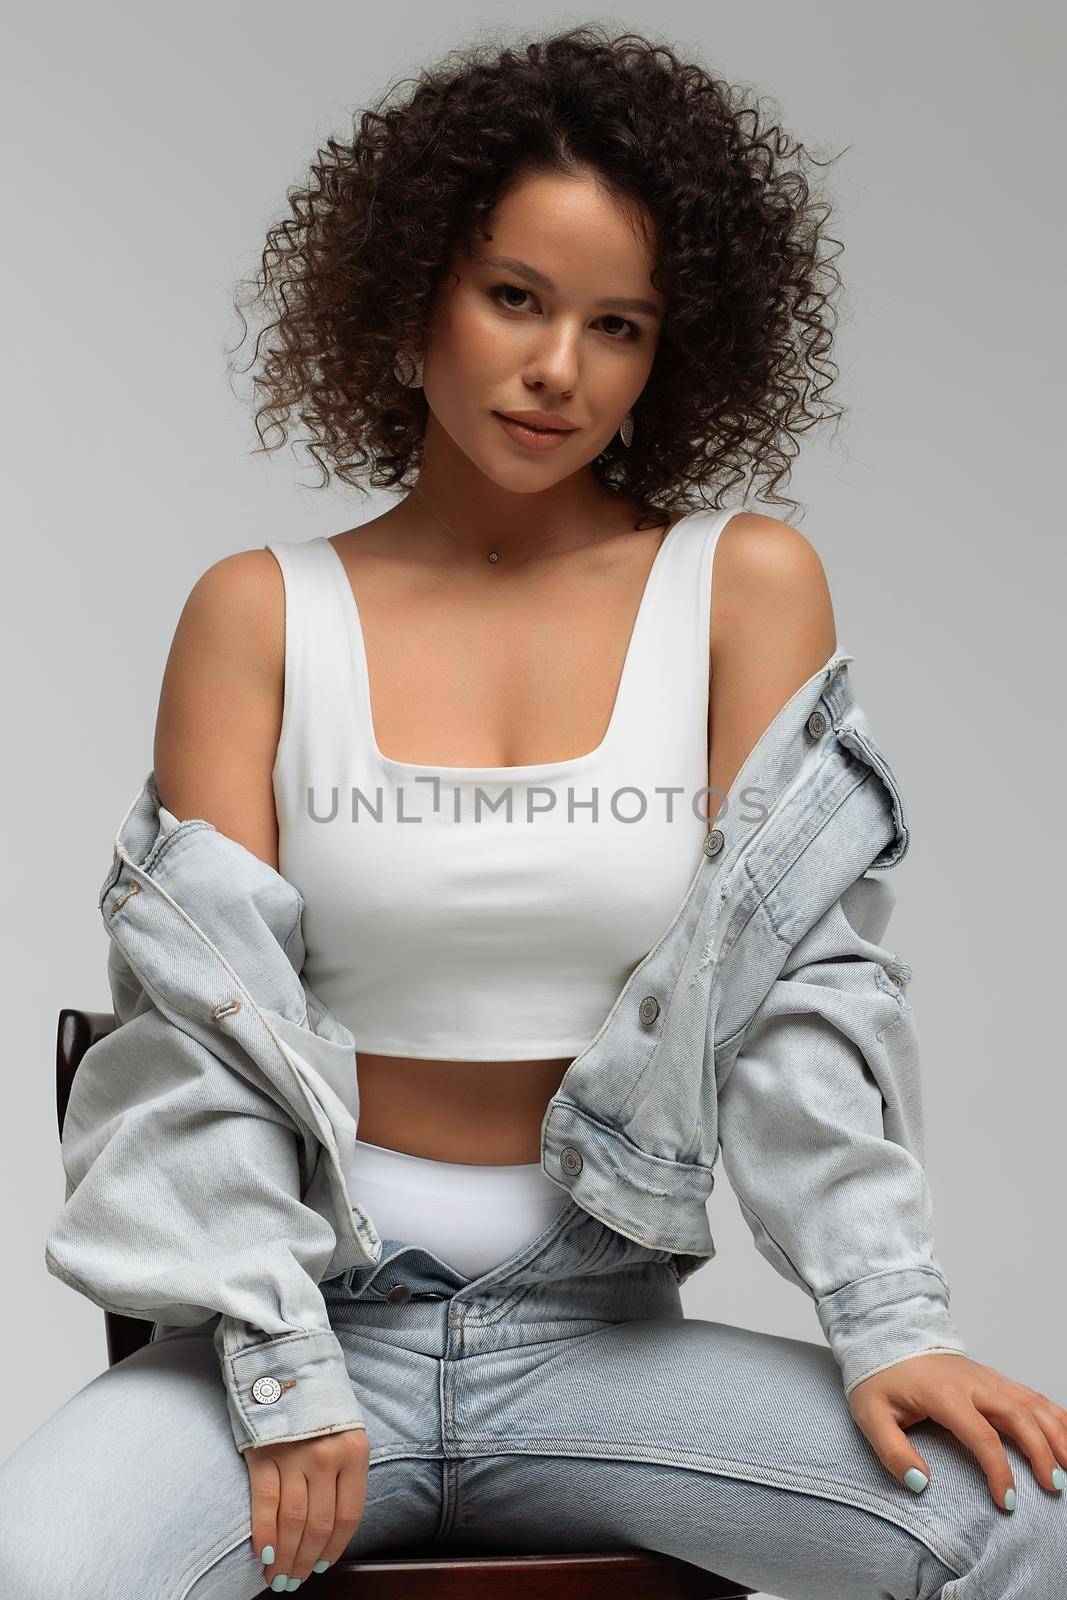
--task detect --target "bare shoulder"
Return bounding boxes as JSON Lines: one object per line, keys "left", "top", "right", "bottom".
{"left": 711, "top": 510, "right": 836, "bottom": 673}
{"left": 706, "top": 511, "right": 838, "bottom": 813}
{"left": 153, "top": 547, "right": 286, "bottom": 867}
{"left": 714, "top": 509, "right": 832, "bottom": 606}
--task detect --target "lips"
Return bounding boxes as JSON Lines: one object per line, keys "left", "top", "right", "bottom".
{"left": 495, "top": 412, "right": 576, "bottom": 434}
{"left": 492, "top": 412, "right": 577, "bottom": 452}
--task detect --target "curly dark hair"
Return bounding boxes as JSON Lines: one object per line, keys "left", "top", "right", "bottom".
{"left": 227, "top": 24, "right": 848, "bottom": 527}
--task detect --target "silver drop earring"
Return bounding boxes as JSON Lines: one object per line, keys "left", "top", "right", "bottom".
{"left": 394, "top": 348, "right": 424, "bottom": 388}
{"left": 618, "top": 411, "right": 634, "bottom": 448}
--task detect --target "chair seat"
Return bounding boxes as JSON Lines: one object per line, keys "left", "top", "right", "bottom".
{"left": 303, "top": 1547, "right": 751, "bottom": 1596}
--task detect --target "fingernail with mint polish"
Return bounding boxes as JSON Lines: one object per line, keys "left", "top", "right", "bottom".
{"left": 1003, "top": 1486, "right": 1017, "bottom": 1511}
{"left": 313, "top": 1559, "right": 331, "bottom": 1572}
{"left": 260, "top": 1545, "right": 275, "bottom": 1565}
{"left": 904, "top": 1468, "right": 929, "bottom": 1494}
{"left": 1052, "top": 1467, "right": 1066, "bottom": 1493}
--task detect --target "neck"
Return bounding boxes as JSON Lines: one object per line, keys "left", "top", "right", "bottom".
{"left": 405, "top": 424, "right": 629, "bottom": 562}
{"left": 402, "top": 484, "right": 635, "bottom": 568}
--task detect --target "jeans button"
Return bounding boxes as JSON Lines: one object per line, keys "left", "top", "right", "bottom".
{"left": 386, "top": 1283, "right": 412, "bottom": 1303}
{"left": 638, "top": 995, "right": 659, "bottom": 1025}
{"left": 560, "top": 1147, "right": 583, "bottom": 1177}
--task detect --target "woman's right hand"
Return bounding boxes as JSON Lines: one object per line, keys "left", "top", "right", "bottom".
{"left": 245, "top": 1426, "right": 372, "bottom": 1589}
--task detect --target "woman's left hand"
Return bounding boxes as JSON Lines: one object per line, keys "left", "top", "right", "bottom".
{"left": 847, "top": 1352, "right": 1067, "bottom": 1509}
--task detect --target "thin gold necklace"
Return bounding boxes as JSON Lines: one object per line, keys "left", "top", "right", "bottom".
{"left": 410, "top": 483, "right": 600, "bottom": 566}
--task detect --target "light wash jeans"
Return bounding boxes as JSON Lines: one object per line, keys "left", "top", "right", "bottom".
{"left": 1, "top": 1198, "right": 1060, "bottom": 1597}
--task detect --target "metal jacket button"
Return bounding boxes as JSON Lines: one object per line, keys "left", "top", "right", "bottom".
{"left": 250, "top": 1376, "right": 283, "bottom": 1405}
{"left": 638, "top": 995, "right": 660, "bottom": 1025}
{"left": 386, "top": 1283, "right": 411, "bottom": 1303}
{"left": 560, "top": 1147, "right": 583, "bottom": 1176}
{"left": 703, "top": 830, "right": 724, "bottom": 858}
{"left": 806, "top": 710, "right": 828, "bottom": 738}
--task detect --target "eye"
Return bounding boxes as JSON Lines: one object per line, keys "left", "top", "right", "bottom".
{"left": 489, "top": 282, "right": 642, "bottom": 341}
{"left": 491, "top": 281, "right": 537, "bottom": 314}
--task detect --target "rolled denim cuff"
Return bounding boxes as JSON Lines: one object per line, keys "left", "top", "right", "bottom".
{"left": 214, "top": 1319, "right": 366, "bottom": 1455}
{"left": 816, "top": 1266, "right": 970, "bottom": 1397}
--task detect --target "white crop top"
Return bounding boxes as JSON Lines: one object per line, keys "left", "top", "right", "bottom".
{"left": 267, "top": 505, "right": 743, "bottom": 1060}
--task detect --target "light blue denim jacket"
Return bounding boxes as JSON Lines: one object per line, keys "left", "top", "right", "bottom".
{"left": 44, "top": 650, "right": 969, "bottom": 1456}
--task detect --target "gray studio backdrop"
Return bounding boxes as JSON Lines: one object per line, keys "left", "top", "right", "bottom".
{"left": 2, "top": 8, "right": 1062, "bottom": 1595}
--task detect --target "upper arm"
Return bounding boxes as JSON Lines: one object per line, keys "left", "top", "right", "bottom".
{"left": 153, "top": 548, "right": 285, "bottom": 870}
{"left": 707, "top": 513, "right": 837, "bottom": 822}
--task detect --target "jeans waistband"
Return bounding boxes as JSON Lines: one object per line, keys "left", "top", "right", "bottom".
{"left": 324, "top": 1197, "right": 686, "bottom": 1355}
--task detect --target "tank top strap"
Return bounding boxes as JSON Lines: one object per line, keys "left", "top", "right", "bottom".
{"left": 607, "top": 505, "right": 747, "bottom": 747}
{"left": 265, "top": 535, "right": 373, "bottom": 778}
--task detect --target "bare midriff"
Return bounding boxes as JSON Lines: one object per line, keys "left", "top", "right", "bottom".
{"left": 354, "top": 1054, "right": 574, "bottom": 1166}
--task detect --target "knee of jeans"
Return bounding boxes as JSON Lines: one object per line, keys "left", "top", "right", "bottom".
{"left": 830, "top": 1513, "right": 963, "bottom": 1600}
{"left": 182, "top": 1540, "right": 266, "bottom": 1600}
{"left": 0, "top": 1523, "right": 75, "bottom": 1600}
{"left": 966, "top": 1478, "right": 1067, "bottom": 1598}
{"left": 0, "top": 1457, "right": 55, "bottom": 1599}
{"left": 914, "top": 1547, "right": 964, "bottom": 1600}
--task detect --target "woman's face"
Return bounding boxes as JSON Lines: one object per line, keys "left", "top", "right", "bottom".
{"left": 420, "top": 168, "right": 666, "bottom": 493}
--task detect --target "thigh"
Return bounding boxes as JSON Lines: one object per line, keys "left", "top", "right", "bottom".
{"left": 0, "top": 1321, "right": 442, "bottom": 1599}
{"left": 455, "top": 1313, "right": 1024, "bottom": 1595}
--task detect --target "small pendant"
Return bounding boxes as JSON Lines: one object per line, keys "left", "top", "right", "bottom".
{"left": 488, "top": 551, "right": 499, "bottom": 563}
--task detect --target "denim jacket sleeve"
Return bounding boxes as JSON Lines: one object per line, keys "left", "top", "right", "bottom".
{"left": 44, "top": 790, "right": 376, "bottom": 1457}
{"left": 715, "top": 869, "right": 970, "bottom": 1397}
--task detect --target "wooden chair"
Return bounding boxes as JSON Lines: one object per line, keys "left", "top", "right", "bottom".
{"left": 56, "top": 1007, "right": 754, "bottom": 1598}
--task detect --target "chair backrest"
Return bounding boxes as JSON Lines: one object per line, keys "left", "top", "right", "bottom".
{"left": 55, "top": 1007, "right": 754, "bottom": 1598}
{"left": 55, "top": 1007, "right": 117, "bottom": 1138}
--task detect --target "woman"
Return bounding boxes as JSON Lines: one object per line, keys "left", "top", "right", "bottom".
{"left": 6, "top": 26, "right": 1066, "bottom": 1599}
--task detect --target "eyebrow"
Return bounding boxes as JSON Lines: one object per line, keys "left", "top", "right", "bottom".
{"left": 477, "top": 255, "right": 663, "bottom": 319}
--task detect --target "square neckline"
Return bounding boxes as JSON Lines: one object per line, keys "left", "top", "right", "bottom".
{"left": 318, "top": 508, "right": 707, "bottom": 780}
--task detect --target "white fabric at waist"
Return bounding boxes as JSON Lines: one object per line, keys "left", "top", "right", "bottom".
{"left": 351, "top": 1135, "right": 568, "bottom": 1280}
